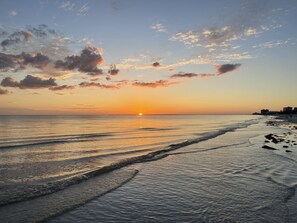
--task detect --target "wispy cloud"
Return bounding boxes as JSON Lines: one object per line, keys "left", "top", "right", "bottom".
{"left": 109, "top": 56, "right": 213, "bottom": 71}
{"left": 77, "top": 3, "right": 90, "bottom": 16}
{"left": 151, "top": 23, "right": 166, "bottom": 32}
{"left": 79, "top": 82, "right": 120, "bottom": 89}
{"left": 169, "top": 1, "right": 285, "bottom": 52}
{"left": 59, "top": 1, "right": 76, "bottom": 11}
{"left": 49, "top": 85, "right": 76, "bottom": 91}
{"left": 132, "top": 80, "right": 177, "bottom": 88}
{"left": 244, "top": 27, "right": 258, "bottom": 36}
{"left": 169, "top": 31, "right": 199, "bottom": 47}
{"left": 59, "top": 1, "right": 89, "bottom": 16}
{"left": 170, "top": 73, "right": 200, "bottom": 79}
{"left": 171, "top": 63, "right": 241, "bottom": 79}
{"left": 215, "top": 52, "right": 253, "bottom": 62}
{"left": 9, "top": 11, "right": 17, "bottom": 17}
{"left": 252, "top": 39, "right": 293, "bottom": 49}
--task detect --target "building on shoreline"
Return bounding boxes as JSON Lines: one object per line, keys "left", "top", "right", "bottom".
{"left": 253, "top": 106, "right": 297, "bottom": 115}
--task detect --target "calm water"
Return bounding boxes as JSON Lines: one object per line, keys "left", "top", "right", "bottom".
{"left": 51, "top": 117, "right": 297, "bottom": 223}
{"left": 3, "top": 115, "right": 297, "bottom": 222}
{"left": 0, "top": 115, "right": 254, "bottom": 205}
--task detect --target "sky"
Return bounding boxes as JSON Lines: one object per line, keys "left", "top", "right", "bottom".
{"left": 0, "top": 0, "right": 296, "bottom": 115}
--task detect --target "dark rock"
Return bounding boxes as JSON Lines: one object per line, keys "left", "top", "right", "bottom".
{"left": 285, "top": 150, "right": 292, "bottom": 153}
{"left": 264, "top": 133, "right": 284, "bottom": 144}
{"left": 262, "top": 145, "right": 277, "bottom": 150}
{"left": 283, "top": 145, "right": 289, "bottom": 148}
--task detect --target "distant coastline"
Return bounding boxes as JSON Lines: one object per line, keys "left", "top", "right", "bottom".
{"left": 253, "top": 106, "right": 297, "bottom": 116}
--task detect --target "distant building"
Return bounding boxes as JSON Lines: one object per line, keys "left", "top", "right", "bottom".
{"left": 253, "top": 106, "right": 297, "bottom": 115}
{"left": 283, "top": 106, "right": 293, "bottom": 114}
{"left": 261, "top": 109, "right": 269, "bottom": 115}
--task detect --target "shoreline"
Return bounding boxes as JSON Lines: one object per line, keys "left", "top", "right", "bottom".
{"left": 50, "top": 117, "right": 297, "bottom": 222}
{"left": 2, "top": 116, "right": 297, "bottom": 222}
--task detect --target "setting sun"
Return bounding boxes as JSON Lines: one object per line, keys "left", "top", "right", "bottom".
{"left": 138, "top": 113, "right": 143, "bottom": 116}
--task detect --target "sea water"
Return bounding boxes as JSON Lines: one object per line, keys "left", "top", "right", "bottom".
{"left": 51, "top": 116, "right": 297, "bottom": 223}
{"left": 1, "top": 115, "right": 296, "bottom": 222}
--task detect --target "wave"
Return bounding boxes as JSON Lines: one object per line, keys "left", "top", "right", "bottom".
{"left": 0, "top": 132, "right": 112, "bottom": 150}
{"left": 0, "top": 169, "right": 139, "bottom": 223}
{"left": 138, "top": 127, "right": 179, "bottom": 131}
{"left": 0, "top": 119, "right": 257, "bottom": 207}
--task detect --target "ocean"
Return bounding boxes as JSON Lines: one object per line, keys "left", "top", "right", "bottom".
{"left": 0, "top": 115, "right": 296, "bottom": 222}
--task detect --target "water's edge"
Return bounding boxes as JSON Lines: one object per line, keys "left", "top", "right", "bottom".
{"left": 0, "top": 169, "right": 138, "bottom": 223}
{"left": 0, "top": 119, "right": 257, "bottom": 207}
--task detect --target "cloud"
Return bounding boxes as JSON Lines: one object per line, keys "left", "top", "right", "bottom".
{"left": 20, "top": 52, "right": 50, "bottom": 69}
{"left": 1, "top": 30, "right": 32, "bottom": 49}
{"left": 216, "top": 64, "right": 241, "bottom": 74}
{"left": 169, "top": 31, "right": 199, "bottom": 47}
{"left": 171, "top": 63, "right": 241, "bottom": 79}
{"left": 10, "top": 31, "right": 32, "bottom": 41}
{"left": 55, "top": 45, "right": 104, "bottom": 75}
{"left": 252, "top": 39, "right": 292, "bottom": 49}
{"left": 151, "top": 23, "right": 166, "bottom": 32}
{"left": 77, "top": 3, "right": 89, "bottom": 16}
{"left": 59, "top": 2, "right": 89, "bottom": 16}
{"left": 202, "top": 26, "right": 237, "bottom": 47}
{"left": 121, "top": 57, "right": 141, "bottom": 64}
{"left": 1, "top": 75, "right": 57, "bottom": 89}
{"left": 215, "top": 52, "right": 253, "bottom": 61}
{"left": 59, "top": 1, "right": 76, "bottom": 11}
{"left": 111, "top": 56, "right": 213, "bottom": 71}
{"left": 9, "top": 11, "right": 17, "bottom": 17}
{"left": 0, "top": 25, "right": 72, "bottom": 60}
{"left": 0, "top": 27, "right": 105, "bottom": 79}
{"left": 152, "top": 62, "right": 160, "bottom": 67}
{"left": 1, "top": 51, "right": 51, "bottom": 71}
{"left": 18, "top": 75, "right": 57, "bottom": 89}
{"left": 86, "top": 69, "right": 104, "bottom": 76}
{"left": 244, "top": 27, "right": 258, "bottom": 36}
{"left": 27, "top": 24, "right": 56, "bottom": 37}
{"left": 108, "top": 64, "right": 120, "bottom": 75}
{"left": 171, "top": 73, "right": 199, "bottom": 79}
{"left": 171, "top": 72, "right": 217, "bottom": 79}
{"left": 169, "top": 2, "right": 280, "bottom": 51}
{"left": 0, "top": 53, "right": 17, "bottom": 71}
{"left": 49, "top": 85, "right": 76, "bottom": 91}
{"left": 0, "top": 88, "right": 9, "bottom": 95}
{"left": 79, "top": 81, "right": 119, "bottom": 89}
{"left": 1, "top": 32, "right": 32, "bottom": 49}
{"left": 132, "top": 80, "right": 176, "bottom": 88}
{"left": 1, "top": 77, "right": 19, "bottom": 87}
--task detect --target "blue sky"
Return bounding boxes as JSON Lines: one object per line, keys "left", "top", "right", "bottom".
{"left": 0, "top": 0, "right": 296, "bottom": 114}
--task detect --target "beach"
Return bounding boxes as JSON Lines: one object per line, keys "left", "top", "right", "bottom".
{"left": 49, "top": 115, "right": 297, "bottom": 223}
{"left": 0, "top": 115, "right": 296, "bottom": 222}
